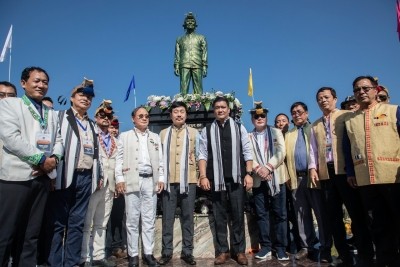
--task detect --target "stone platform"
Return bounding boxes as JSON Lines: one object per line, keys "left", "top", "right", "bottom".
{"left": 153, "top": 213, "right": 259, "bottom": 258}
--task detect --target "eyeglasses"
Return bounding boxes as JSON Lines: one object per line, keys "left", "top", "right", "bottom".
{"left": 353, "top": 86, "right": 375, "bottom": 94}
{"left": 291, "top": 110, "right": 305, "bottom": 116}
{"left": 98, "top": 114, "right": 112, "bottom": 120}
{"left": 0, "top": 92, "right": 16, "bottom": 98}
{"left": 137, "top": 114, "right": 149, "bottom": 119}
{"left": 253, "top": 114, "right": 266, "bottom": 120}
{"left": 377, "top": 95, "right": 388, "bottom": 101}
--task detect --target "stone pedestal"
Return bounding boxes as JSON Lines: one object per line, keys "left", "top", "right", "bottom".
{"left": 153, "top": 213, "right": 259, "bottom": 258}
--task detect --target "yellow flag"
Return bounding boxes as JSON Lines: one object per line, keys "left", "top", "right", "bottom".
{"left": 248, "top": 68, "right": 253, "bottom": 96}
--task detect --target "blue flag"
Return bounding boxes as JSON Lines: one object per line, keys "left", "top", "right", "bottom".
{"left": 124, "top": 75, "right": 135, "bottom": 102}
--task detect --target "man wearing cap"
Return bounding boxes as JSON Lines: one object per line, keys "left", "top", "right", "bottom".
{"left": 158, "top": 101, "right": 198, "bottom": 266}
{"left": 308, "top": 87, "right": 373, "bottom": 265}
{"left": 340, "top": 95, "right": 359, "bottom": 111}
{"left": 247, "top": 102, "right": 289, "bottom": 261}
{"left": 108, "top": 117, "right": 120, "bottom": 137}
{"left": 80, "top": 100, "right": 125, "bottom": 267}
{"left": 343, "top": 75, "right": 400, "bottom": 266}
{"left": 198, "top": 96, "right": 253, "bottom": 266}
{"left": 376, "top": 85, "right": 390, "bottom": 103}
{"left": 0, "top": 67, "right": 62, "bottom": 267}
{"left": 47, "top": 78, "right": 100, "bottom": 267}
{"left": 174, "top": 12, "right": 208, "bottom": 95}
{"left": 285, "top": 102, "right": 331, "bottom": 262}
{"left": 116, "top": 106, "right": 164, "bottom": 267}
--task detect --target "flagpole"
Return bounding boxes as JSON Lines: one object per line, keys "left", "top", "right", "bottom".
{"left": 8, "top": 33, "right": 12, "bottom": 82}
{"left": 134, "top": 88, "right": 137, "bottom": 108}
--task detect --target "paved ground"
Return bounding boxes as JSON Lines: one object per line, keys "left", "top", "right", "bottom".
{"left": 111, "top": 255, "right": 335, "bottom": 267}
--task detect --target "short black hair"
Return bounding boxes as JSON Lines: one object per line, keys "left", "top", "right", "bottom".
{"left": 42, "top": 96, "right": 53, "bottom": 104}
{"left": 21, "top": 66, "right": 49, "bottom": 82}
{"left": 290, "top": 101, "right": 308, "bottom": 112}
{"left": 212, "top": 96, "right": 230, "bottom": 108}
{"left": 169, "top": 101, "right": 188, "bottom": 112}
{"left": 352, "top": 75, "right": 378, "bottom": 88}
{"left": 316, "top": 87, "right": 337, "bottom": 100}
{"left": 0, "top": 81, "right": 17, "bottom": 95}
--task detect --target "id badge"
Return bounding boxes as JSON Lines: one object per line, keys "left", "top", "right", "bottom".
{"left": 36, "top": 132, "right": 52, "bottom": 155}
{"left": 83, "top": 139, "right": 94, "bottom": 155}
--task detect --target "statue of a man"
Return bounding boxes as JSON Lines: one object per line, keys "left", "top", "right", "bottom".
{"left": 174, "top": 12, "right": 208, "bottom": 95}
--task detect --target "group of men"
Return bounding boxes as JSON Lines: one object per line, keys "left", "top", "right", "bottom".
{"left": 0, "top": 68, "right": 399, "bottom": 267}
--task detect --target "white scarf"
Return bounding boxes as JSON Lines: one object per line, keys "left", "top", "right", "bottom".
{"left": 210, "top": 118, "right": 241, "bottom": 191}
{"left": 162, "top": 126, "right": 190, "bottom": 194}
{"left": 251, "top": 126, "right": 280, "bottom": 196}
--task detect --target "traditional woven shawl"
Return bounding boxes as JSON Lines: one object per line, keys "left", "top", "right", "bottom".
{"left": 162, "top": 126, "right": 190, "bottom": 194}
{"left": 210, "top": 118, "right": 241, "bottom": 191}
{"left": 251, "top": 126, "right": 280, "bottom": 196}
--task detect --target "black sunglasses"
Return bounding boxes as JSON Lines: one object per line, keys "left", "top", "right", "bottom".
{"left": 378, "top": 95, "right": 388, "bottom": 101}
{"left": 253, "top": 114, "right": 266, "bottom": 119}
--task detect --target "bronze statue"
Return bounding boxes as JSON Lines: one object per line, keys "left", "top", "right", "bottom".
{"left": 174, "top": 12, "right": 208, "bottom": 95}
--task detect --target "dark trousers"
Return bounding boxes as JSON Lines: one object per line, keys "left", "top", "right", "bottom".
{"left": 292, "top": 176, "right": 332, "bottom": 251}
{"left": 47, "top": 171, "right": 92, "bottom": 267}
{"left": 359, "top": 184, "right": 400, "bottom": 267}
{"left": 212, "top": 179, "right": 245, "bottom": 255}
{"left": 321, "top": 164, "right": 373, "bottom": 261}
{"left": 253, "top": 182, "right": 287, "bottom": 253}
{"left": 285, "top": 183, "right": 301, "bottom": 253}
{"left": 161, "top": 183, "right": 196, "bottom": 256}
{"left": 0, "top": 176, "right": 49, "bottom": 267}
{"left": 105, "top": 195, "right": 126, "bottom": 255}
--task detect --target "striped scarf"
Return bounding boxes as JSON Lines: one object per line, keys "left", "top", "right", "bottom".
{"left": 251, "top": 126, "right": 280, "bottom": 196}
{"left": 162, "top": 126, "right": 190, "bottom": 194}
{"left": 210, "top": 118, "right": 241, "bottom": 191}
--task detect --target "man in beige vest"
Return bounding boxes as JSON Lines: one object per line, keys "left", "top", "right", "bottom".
{"left": 117, "top": 107, "right": 164, "bottom": 267}
{"left": 158, "top": 101, "right": 198, "bottom": 265}
{"left": 308, "top": 87, "right": 373, "bottom": 266}
{"left": 343, "top": 75, "right": 400, "bottom": 267}
{"left": 80, "top": 100, "right": 124, "bottom": 267}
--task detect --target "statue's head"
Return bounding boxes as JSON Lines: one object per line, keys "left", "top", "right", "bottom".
{"left": 183, "top": 12, "right": 197, "bottom": 30}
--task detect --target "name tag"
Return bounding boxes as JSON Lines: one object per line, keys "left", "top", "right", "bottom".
{"left": 36, "top": 132, "right": 52, "bottom": 155}
{"left": 83, "top": 139, "right": 94, "bottom": 155}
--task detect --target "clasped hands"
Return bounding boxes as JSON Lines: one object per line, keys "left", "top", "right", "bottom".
{"left": 257, "top": 166, "right": 272, "bottom": 181}
{"left": 31, "top": 157, "right": 58, "bottom": 177}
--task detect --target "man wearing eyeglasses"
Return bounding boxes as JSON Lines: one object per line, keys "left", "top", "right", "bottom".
{"left": 376, "top": 85, "right": 390, "bottom": 104}
{"left": 247, "top": 102, "right": 289, "bottom": 262}
{"left": 80, "top": 100, "right": 124, "bottom": 267}
{"left": 308, "top": 86, "right": 373, "bottom": 266}
{"left": 285, "top": 102, "right": 331, "bottom": 262}
{"left": 116, "top": 107, "right": 164, "bottom": 267}
{"left": 343, "top": 76, "right": 400, "bottom": 267}
{"left": 0, "top": 68, "right": 63, "bottom": 267}
{"left": 47, "top": 78, "right": 100, "bottom": 267}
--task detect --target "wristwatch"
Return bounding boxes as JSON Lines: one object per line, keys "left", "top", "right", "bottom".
{"left": 246, "top": 171, "right": 254, "bottom": 177}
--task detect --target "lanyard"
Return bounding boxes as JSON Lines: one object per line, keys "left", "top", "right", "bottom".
{"left": 75, "top": 118, "right": 88, "bottom": 132}
{"left": 22, "top": 95, "right": 48, "bottom": 130}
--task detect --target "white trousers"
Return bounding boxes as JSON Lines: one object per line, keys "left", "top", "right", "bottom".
{"left": 125, "top": 177, "right": 157, "bottom": 257}
{"left": 81, "top": 185, "right": 114, "bottom": 261}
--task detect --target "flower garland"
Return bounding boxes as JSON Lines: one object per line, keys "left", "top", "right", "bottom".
{"left": 144, "top": 91, "right": 243, "bottom": 118}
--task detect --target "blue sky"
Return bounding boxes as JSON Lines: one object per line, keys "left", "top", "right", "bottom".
{"left": 0, "top": 0, "right": 399, "bottom": 131}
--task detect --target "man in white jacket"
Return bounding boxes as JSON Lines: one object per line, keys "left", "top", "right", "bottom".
{"left": 116, "top": 106, "right": 164, "bottom": 267}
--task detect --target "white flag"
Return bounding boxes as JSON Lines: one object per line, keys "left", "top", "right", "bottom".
{"left": 0, "top": 25, "right": 12, "bottom": 63}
